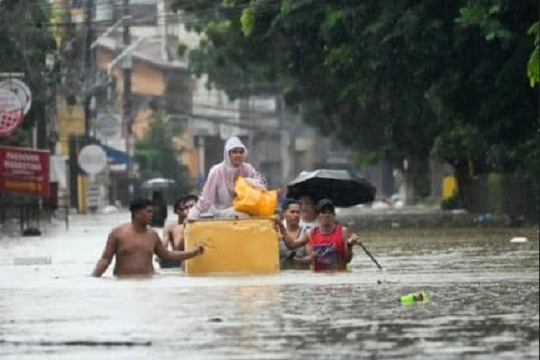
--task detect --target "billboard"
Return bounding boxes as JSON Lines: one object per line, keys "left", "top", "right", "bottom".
{"left": 0, "top": 146, "right": 50, "bottom": 198}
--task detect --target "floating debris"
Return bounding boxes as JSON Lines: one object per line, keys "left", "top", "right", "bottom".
{"left": 13, "top": 257, "right": 52, "bottom": 266}
{"left": 400, "top": 291, "right": 428, "bottom": 304}
{"left": 510, "top": 237, "right": 529, "bottom": 244}
{"left": 208, "top": 318, "right": 224, "bottom": 323}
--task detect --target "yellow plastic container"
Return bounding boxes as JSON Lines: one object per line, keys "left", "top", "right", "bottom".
{"left": 184, "top": 218, "right": 280, "bottom": 275}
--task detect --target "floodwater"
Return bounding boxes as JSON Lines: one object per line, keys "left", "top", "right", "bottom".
{"left": 0, "top": 212, "right": 538, "bottom": 360}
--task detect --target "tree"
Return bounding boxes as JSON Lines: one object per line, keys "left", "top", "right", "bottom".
{"left": 527, "top": 22, "right": 539, "bottom": 87}
{"left": 0, "top": 0, "right": 57, "bottom": 148}
{"left": 436, "top": 0, "right": 539, "bottom": 212}
{"left": 134, "top": 109, "right": 190, "bottom": 193}
{"left": 174, "top": 0, "right": 538, "bottom": 208}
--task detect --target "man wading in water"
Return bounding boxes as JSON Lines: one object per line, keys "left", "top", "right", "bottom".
{"left": 92, "top": 198, "right": 205, "bottom": 278}
{"left": 298, "top": 199, "right": 360, "bottom": 272}
{"left": 160, "top": 195, "right": 198, "bottom": 269}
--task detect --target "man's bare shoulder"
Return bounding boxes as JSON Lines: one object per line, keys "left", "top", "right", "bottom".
{"left": 146, "top": 227, "right": 162, "bottom": 241}
{"left": 163, "top": 222, "right": 175, "bottom": 233}
{"left": 111, "top": 223, "right": 132, "bottom": 235}
{"left": 165, "top": 221, "right": 184, "bottom": 231}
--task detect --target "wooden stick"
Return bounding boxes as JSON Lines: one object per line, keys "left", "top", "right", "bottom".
{"left": 357, "top": 241, "right": 383, "bottom": 270}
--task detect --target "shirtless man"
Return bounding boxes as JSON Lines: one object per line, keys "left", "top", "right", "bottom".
{"left": 160, "top": 195, "right": 198, "bottom": 269}
{"left": 92, "top": 198, "right": 205, "bottom": 278}
{"left": 162, "top": 195, "right": 198, "bottom": 251}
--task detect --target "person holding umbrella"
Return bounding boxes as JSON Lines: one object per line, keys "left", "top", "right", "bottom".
{"left": 297, "top": 199, "right": 360, "bottom": 272}
{"left": 151, "top": 191, "right": 168, "bottom": 228}
{"left": 288, "top": 170, "right": 383, "bottom": 271}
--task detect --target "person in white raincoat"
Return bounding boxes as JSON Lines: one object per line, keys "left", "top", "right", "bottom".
{"left": 188, "top": 137, "right": 267, "bottom": 219}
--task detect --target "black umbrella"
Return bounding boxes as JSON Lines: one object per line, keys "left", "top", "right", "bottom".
{"left": 287, "top": 169, "right": 376, "bottom": 207}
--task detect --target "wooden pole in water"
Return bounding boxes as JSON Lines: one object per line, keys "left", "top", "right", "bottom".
{"left": 356, "top": 240, "right": 383, "bottom": 270}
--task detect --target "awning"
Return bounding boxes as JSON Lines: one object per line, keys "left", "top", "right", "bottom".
{"left": 101, "top": 144, "right": 131, "bottom": 173}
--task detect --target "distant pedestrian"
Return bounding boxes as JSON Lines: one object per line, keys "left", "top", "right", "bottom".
{"left": 151, "top": 191, "right": 168, "bottom": 228}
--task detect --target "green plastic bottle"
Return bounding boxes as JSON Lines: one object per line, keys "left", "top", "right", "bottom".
{"left": 400, "top": 291, "right": 428, "bottom": 304}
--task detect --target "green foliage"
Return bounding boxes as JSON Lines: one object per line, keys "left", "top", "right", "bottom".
{"left": 527, "top": 23, "right": 539, "bottom": 87}
{"left": 134, "top": 110, "right": 189, "bottom": 189}
{"left": 0, "top": 0, "right": 57, "bottom": 147}
{"left": 433, "top": 124, "right": 486, "bottom": 167}
{"left": 173, "top": 0, "right": 539, "bottom": 211}
{"left": 178, "top": 43, "right": 189, "bottom": 57}
{"left": 241, "top": 7, "right": 256, "bottom": 37}
{"left": 487, "top": 173, "right": 504, "bottom": 215}
{"left": 457, "top": 0, "right": 513, "bottom": 43}
{"left": 355, "top": 150, "right": 385, "bottom": 170}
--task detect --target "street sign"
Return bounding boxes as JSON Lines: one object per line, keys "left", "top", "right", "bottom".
{"left": 0, "top": 146, "right": 50, "bottom": 198}
{"left": 95, "top": 113, "right": 121, "bottom": 139}
{"left": 0, "top": 88, "right": 24, "bottom": 137}
{"left": 78, "top": 145, "right": 108, "bottom": 175}
{"left": 0, "top": 79, "right": 32, "bottom": 115}
{"left": 86, "top": 184, "right": 101, "bottom": 208}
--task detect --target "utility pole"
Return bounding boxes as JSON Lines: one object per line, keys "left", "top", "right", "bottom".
{"left": 122, "top": 0, "right": 133, "bottom": 176}
{"left": 83, "top": 0, "right": 94, "bottom": 137}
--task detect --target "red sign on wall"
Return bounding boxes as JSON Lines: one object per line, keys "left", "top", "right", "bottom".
{"left": 0, "top": 146, "right": 50, "bottom": 198}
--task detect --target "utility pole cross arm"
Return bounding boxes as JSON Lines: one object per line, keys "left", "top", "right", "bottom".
{"left": 91, "top": 16, "right": 132, "bottom": 50}
{"left": 106, "top": 37, "right": 147, "bottom": 77}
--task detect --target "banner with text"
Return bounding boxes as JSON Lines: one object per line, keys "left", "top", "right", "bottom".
{"left": 0, "top": 146, "right": 50, "bottom": 198}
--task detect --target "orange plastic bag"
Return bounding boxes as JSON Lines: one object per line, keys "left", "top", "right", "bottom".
{"left": 233, "top": 176, "right": 277, "bottom": 217}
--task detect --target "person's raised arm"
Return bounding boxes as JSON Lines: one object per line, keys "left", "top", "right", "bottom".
{"left": 277, "top": 222, "right": 309, "bottom": 250}
{"left": 295, "top": 242, "right": 314, "bottom": 267}
{"left": 342, "top": 227, "right": 357, "bottom": 264}
{"left": 92, "top": 230, "right": 118, "bottom": 278}
{"left": 154, "top": 233, "right": 205, "bottom": 262}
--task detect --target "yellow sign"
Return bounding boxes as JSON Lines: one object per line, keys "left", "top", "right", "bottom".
{"left": 57, "top": 104, "right": 85, "bottom": 156}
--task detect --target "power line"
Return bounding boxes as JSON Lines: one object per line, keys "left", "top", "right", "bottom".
{"left": 0, "top": 0, "right": 325, "bottom": 28}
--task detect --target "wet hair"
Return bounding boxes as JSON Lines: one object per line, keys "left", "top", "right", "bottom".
{"left": 173, "top": 195, "right": 199, "bottom": 212}
{"left": 173, "top": 197, "right": 185, "bottom": 211}
{"left": 174, "top": 195, "right": 199, "bottom": 211}
{"left": 129, "top": 198, "right": 153, "bottom": 215}
{"left": 317, "top": 199, "right": 336, "bottom": 214}
{"left": 282, "top": 199, "right": 301, "bottom": 213}
{"left": 183, "top": 195, "right": 199, "bottom": 204}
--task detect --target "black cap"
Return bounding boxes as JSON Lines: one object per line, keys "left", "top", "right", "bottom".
{"left": 316, "top": 199, "right": 335, "bottom": 214}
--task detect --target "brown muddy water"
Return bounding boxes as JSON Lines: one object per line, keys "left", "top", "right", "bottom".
{"left": 0, "top": 212, "right": 538, "bottom": 360}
